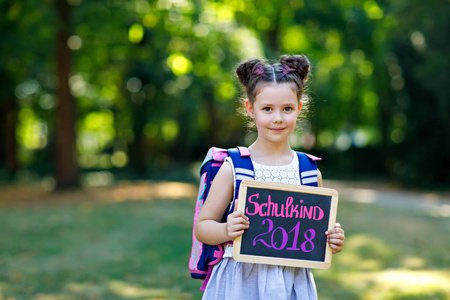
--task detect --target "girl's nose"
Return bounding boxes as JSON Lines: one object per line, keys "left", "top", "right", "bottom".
{"left": 273, "top": 111, "right": 283, "bottom": 123}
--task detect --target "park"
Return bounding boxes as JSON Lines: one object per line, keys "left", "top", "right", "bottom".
{"left": 0, "top": 0, "right": 448, "bottom": 299}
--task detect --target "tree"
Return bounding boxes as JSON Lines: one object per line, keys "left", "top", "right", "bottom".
{"left": 1, "top": 0, "right": 447, "bottom": 188}
{"left": 55, "top": 0, "right": 79, "bottom": 188}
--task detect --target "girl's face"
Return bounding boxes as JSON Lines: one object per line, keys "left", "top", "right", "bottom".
{"left": 246, "top": 83, "right": 302, "bottom": 145}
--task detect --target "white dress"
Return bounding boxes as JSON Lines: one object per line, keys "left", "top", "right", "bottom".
{"left": 202, "top": 152, "right": 318, "bottom": 300}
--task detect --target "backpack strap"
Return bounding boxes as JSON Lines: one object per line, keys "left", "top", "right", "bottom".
{"left": 227, "top": 147, "right": 254, "bottom": 212}
{"left": 296, "top": 152, "right": 321, "bottom": 187}
{"left": 199, "top": 147, "right": 227, "bottom": 175}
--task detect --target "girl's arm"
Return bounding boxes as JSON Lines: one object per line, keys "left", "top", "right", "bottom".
{"left": 195, "top": 161, "right": 250, "bottom": 246}
{"left": 318, "top": 169, "right": 345, "bottom": 254}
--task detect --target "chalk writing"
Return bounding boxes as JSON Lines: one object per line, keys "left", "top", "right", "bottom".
{"left": 253, "top": 219, "right": 317, "bottom": 252}
{"left": 245, "top": 193, "right": 324, "bottom": 220}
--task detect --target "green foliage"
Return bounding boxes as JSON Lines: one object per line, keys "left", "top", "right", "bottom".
{"left": 0, "top": 0, "right": 448, "bottom": 186}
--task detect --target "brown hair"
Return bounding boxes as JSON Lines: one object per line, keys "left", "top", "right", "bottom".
{"left": 236, "top": 54, "right": 311, "bottom": 105}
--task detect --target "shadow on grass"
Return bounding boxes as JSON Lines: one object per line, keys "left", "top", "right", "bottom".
{"left": 0, "top": 182, "right": 449, "bottom": 299}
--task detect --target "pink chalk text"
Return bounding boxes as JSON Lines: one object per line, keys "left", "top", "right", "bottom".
{"left": 253, "top": 219, "right": 316, "bottom": 252}
{"left": 245, "top": 193, "right": 324, "bottom": 221}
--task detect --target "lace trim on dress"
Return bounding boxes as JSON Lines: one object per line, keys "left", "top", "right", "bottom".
{"left": 253, "top": 151, "right": 300, "bottom": 185}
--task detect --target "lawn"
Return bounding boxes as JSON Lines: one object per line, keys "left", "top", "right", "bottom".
{"left": 0, "top": 181, "right": 449, "bottom": 299}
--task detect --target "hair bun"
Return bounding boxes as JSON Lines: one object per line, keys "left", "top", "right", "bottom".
{"left": 236, "top": 58, "right": 265, "bottom": 86}
{"left": 279, "top": 55, "right": 310, "bottom": 81}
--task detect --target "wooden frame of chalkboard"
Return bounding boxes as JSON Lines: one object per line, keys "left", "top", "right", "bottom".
{"left": 233, "top": 180, "right": 339, "bottom": 269}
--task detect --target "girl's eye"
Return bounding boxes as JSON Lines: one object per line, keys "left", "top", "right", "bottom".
{"left": 284, "top": 107, "right": 294, "bottom": 112}
{"left": 263, "top": 107, "right": 272, "bottom": 112}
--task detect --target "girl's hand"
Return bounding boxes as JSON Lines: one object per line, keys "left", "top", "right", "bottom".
{"left": 326, "top": 222, "right": 345, "bottom": 254}
{"left": 226, "top": 210, "right": 250, "bottom": 240}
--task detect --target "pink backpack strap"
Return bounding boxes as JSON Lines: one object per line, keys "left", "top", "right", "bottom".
{"left": 211, "top": 147, "right": 228, "bottom": 162}
{"left": 303, "top": 152, "right": 322, "bottom": 161}
{"left": 236, "top": 146, "right": 251, "bottom": 157}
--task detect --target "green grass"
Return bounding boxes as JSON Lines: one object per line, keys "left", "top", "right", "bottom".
{"left": 314, "top": 201, "right": 450, "bottom": 300}
{"left": 0, "top": 183, "right": 449, "bottom": 299}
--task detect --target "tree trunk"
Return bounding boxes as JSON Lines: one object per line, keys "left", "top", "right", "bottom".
{"left": 0, "top": 98, "right": 18, "bottom": 177}
{"left": 55, "top": 0, "right": 79, "bottom": 188}
{"left": 6, "top": 98, "right": 18, "bottom": 175}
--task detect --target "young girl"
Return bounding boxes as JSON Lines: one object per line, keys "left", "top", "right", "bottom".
{"left": 195, "top": 55, "right": 345, "bottom": 299}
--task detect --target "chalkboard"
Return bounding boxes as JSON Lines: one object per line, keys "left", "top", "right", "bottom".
{"left": 233, "top": 180, "right": 338, "bottom": 269}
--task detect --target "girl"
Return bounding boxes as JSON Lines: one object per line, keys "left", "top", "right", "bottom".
{"left": 195, "top": 55, "right": 345, "bottom": 299}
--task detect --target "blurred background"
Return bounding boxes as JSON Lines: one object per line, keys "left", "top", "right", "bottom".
{"left": 1, "top": 0, "right": 448, "bottom": 189}
{"left": 1, "top": 0, "right": 449, "bottom": 299}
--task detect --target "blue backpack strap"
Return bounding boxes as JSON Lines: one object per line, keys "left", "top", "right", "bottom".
{"left": 297, "top": 152, "right": 321, "bottom": 187}
{"left": 227, "top": 147, "right": 254, "bottom": 212}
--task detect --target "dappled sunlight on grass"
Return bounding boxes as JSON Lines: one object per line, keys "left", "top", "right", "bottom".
{"left": 316, "top": 260, "right": 450, "bottom": 299}
{"left": 110, "top": 181, "right": 197, "bottom": 202}
{"left": 0, "top": 183, "right": 448, "bottom": 299}
{"left": 33, "top": 294, "right": 69, "bottom": 300}
{"left": 401, "top": 255, "right": 426, "bottom": 269}
{"left": 0, "top": 185, "right": 202, "bottom": 299}
{"left": 0, "top": 180, "right": 198, "bottom": 206}
{"left": 335, "top": 234, "right": 395, "bottom": 271}
{"left": 20, "top": 280, "right": 194, "bottom": 299}
{"left": 108, "top": 280, "right": 190, "bottom": 299}
{"left": 314, "top": 199, "right": 450, "bottom": 299}
{"left": 339, "top": 270, "right": 450, "bottom": 299}
{"left": 379, "top": 270, "right": 449, "bottom": 293}
{"left": 64, "top": 281, "right": 106, "bottom": 297}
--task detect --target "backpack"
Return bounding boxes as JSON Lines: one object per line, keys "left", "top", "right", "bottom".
{"left": 189, "top": 146, "right": 320, "bottom": 290}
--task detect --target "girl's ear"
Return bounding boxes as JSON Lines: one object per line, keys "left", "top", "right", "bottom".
{"left": 297, "top": 102, "right": 303, "bottom": 115}
{"left": 245, "top": 100, "right": 255, "bottom": 119}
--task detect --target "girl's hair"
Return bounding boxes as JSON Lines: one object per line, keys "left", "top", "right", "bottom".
{"left": 236, "top": 54, "right": 310, "bottom": 105}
